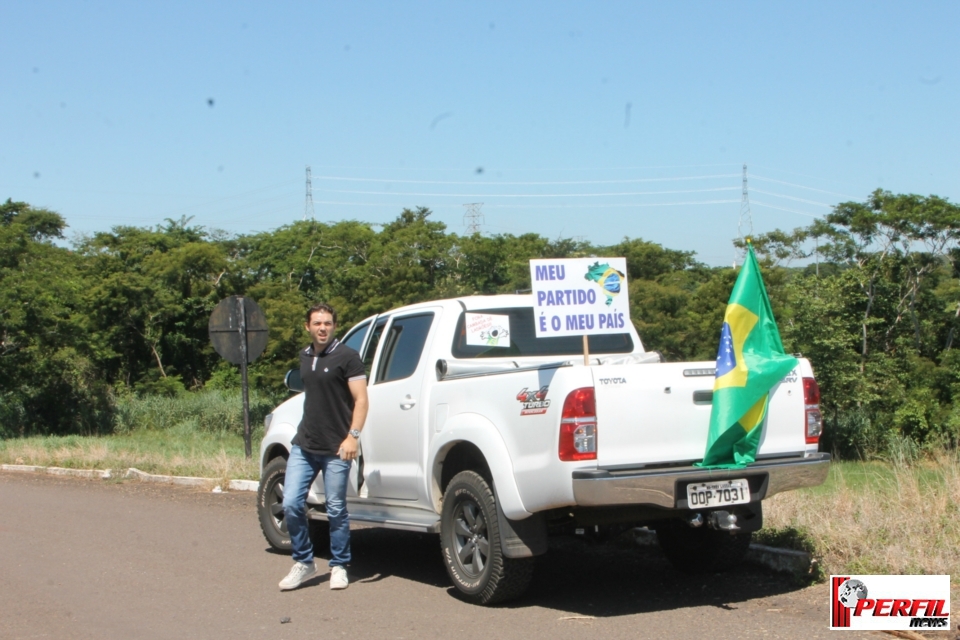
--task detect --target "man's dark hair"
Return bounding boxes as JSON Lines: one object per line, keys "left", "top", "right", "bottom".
{"left": 305, "top": 303, "right": 338, "bottom": 325}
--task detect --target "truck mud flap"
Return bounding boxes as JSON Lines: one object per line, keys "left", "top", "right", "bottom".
{"left": 496, "top": 502, "right": 547, "bottom": 558}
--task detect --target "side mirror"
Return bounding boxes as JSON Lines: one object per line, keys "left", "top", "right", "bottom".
{"left": 284, "top": 369, "right": 303, "bottom": 393}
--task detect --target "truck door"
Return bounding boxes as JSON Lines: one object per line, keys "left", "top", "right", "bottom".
{"left": 338, "top": 317, "right": 374, "bottom": 498}
{"left": 361, "top": 310, "right": 438, "bottom": 500}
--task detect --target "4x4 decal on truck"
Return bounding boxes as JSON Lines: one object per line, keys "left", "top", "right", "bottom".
{"left": 517, "top": 386, "right": 551, "bottom": 415}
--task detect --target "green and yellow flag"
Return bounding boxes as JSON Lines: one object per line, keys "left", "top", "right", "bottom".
{"left": 699, "top": 245, "right": 798, "bottom": 468}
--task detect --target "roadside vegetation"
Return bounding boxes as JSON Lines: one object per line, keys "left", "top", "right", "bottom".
{"left": 0, "top": 428, "right": 259, "bottom": 483}
{"left": 761, "top": 454, "right": 960, "bottom": 588}
{"left": 0, "top": 390, "right": 277, "bottom": 482}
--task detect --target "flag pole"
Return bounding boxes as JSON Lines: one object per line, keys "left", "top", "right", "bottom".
{"left": 583, "top": 334, "right": 590, "bottom": 366}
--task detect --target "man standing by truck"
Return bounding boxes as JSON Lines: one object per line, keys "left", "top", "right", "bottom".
{"left": 279, "top": 303, "right": 368, "bottom": 591}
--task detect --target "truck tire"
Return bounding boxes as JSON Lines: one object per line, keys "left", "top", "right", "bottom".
{"left": 257, "top": 456, "right": 331, "bottom": 556}
{"left": 258, "top": 457, "right": 292, "bottom": 552}
{"left": 440, "top": 471, "right": 534, "bottom": 605}
{"left": 654, "top": 518, "right": 752, "bottom": 574}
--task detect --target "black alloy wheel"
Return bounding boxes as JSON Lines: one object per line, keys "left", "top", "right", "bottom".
{"left": 440, "top": 470, "right": 533, "bottom": 605}
{"left": 258, "top": 457, "right": 292, "bottom": 552}
{"left": 452, "top": 498, "right": 489, "bottom": 576}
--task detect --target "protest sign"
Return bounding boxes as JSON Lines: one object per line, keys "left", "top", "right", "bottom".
{"left": 529, "top": 257, "right": 629, "bottom": 339}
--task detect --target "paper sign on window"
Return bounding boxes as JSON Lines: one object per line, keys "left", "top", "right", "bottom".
{"left": 465, "top": 313, "right": 511, "bottom": 347}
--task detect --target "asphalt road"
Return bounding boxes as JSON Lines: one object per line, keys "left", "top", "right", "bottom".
{"left": 0, "top": 471, "right": 879, "bottom": 640}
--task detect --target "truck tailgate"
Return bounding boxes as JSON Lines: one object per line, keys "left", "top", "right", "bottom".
{"left": 591, "top": 362, "right": 806, "bottom": 468}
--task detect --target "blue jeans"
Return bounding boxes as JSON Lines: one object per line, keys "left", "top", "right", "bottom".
{"left": 282, "top": 445, "right": 352, "bottom": 567}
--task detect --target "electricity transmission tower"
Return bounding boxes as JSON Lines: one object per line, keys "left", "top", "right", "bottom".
{"left": 303, "top": 166, "right": 315, "bottom": 221}
{"left": 463, "top": 202, "right": 484, "bottom": 235}
{"left": 736, "top": 163, "right": 753, "bottom": 266}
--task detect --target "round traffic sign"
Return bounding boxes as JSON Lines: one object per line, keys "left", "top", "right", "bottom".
{"left": 208, "top": 296, "right": 269, "bottom": 365}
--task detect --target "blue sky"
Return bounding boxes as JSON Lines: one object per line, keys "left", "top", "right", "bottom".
{"left": 3, "top": 1, "right": 957, "bottom": 265}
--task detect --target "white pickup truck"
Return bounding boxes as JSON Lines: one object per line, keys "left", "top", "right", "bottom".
{"left": 257, "top": 295, "right": 829, "bottom": 604}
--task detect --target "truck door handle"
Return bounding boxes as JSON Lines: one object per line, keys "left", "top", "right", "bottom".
{"left": 400, "top": 395, "right": 416, "bottom": 410}
{"left": 693, "top": 390, "right": 714, "bottom": 403}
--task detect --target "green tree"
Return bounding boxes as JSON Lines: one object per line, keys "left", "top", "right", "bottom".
{"left": 0, "top": 200, "right": 113, "bottom": 436}
{"left": 77, "top": 217, "right": 228, "bottom": 391}
{"left": 754, "top": 191, "right": 960, "bottom": 456}
{"left": 353, "top": 207, "right": 451, "bottom": 314}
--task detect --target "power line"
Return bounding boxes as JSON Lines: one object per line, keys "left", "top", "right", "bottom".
{"left": 306, "top": 162, "right": 742, "bottom": 172}
{"left": 311, "top": 173, "right": 740, "bottom": 186}
{"left": 307, "top": 199, "right": 742, "bottom": 209}
{"left": 81, "top": 178, "right": 302, "bottom": 222}
{"left": 749, "top": 164, "right": 860, "bottom": 188}
{"left": 319, "top": 187, "right": 739, "bottom": 198}
{"left": 751, "top": 200, "right": 821, "bottom": 218}
{"left": 750, "top": 188, "right": 833, "bottom": 208}
{"left": 2, "top": 178, "right": 301, "bottom": 199}
{"left": 482, "top": 199, "right": 741, "bottom": 209}
{"left": 750, "top": 175, "right": 859, "bottom": 200}
{"left": 65, "top": 164, "right": 844, "bottom": 237}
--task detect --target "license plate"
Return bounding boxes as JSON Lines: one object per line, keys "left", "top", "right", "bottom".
{"left": 686, "top": 479, "right": 750, "bottom": 508}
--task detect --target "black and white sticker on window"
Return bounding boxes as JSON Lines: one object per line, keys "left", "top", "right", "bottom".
{"left": 465, "top": 312, "right": 510, "bottom": 348}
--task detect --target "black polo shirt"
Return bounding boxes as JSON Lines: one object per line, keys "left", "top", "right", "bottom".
{"left": 292, "top": 338, "right": 367, "bottom": 456}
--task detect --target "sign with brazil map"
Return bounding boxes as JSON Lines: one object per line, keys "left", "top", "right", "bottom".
{"left": 529, "top": 257, "right": 629, "bottom": 338}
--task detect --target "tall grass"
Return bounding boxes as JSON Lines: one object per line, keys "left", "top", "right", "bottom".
{"left": 0, "top": 390, "right": 286, "bottom": 482}
{"left": 114, "top": 389, "right": 277, "bottom": 435}
{"left": 762, "top": 453, "right": 960, "bottom": 587}
{"left": 0, "top": 429, "right": 260, "bottom": 482}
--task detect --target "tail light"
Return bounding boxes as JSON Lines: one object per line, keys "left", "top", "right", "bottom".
{"left": 802, "top": 377, "right": 822, "bottom": 445}
{"left": 559, "top": 387, "right": 597, "bottom": 461}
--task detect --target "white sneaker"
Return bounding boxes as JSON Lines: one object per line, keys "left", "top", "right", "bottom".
{"left": 279, "top": 561, "right": 317, "bottom": 590}
{"left": 330, "top": 565, "right": 349, "bottom": 590}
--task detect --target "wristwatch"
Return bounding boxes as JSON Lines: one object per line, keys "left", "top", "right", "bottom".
{"left": 348, "top": 429, "right": 361, "bottom": 439}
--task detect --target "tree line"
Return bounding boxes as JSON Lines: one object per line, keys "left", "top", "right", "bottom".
{"left": 3, "top": 192, "right": 960, "bottom": 458}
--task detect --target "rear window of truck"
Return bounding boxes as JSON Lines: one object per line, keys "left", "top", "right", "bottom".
{"left": 451, "top": 307, "right": 633, "bottom": 359}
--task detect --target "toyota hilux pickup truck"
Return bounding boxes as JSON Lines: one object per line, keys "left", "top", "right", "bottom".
{"left": 257, "top": 294, "right": 829, "bottom": 604}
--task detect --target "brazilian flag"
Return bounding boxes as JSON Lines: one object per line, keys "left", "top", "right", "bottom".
{"left": 699, "top": 245, "right": 798, "bottom": 468}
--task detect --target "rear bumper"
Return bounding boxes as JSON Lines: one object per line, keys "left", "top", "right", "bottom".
{"left": 571, "top": 453, "right": 831, "bottom": 508}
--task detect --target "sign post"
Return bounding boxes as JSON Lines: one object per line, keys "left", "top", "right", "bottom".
{"left": 529, "top": 257, "right": 630, "bottom": 364}
{"left": 209, "top": 296, "right": 269, "bottom": 458}
{"left": 237, "top": 297, "right": 250, "bottom": 458}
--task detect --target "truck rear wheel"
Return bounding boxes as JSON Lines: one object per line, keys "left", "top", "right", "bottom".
{"left": 440, "top": 471, "right": 533, "bottom": 605}
{"left": 654, "top": 518, "right": 752, "bottom": 574}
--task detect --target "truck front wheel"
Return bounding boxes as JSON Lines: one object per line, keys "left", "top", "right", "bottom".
{"left": 654, "top": 518, "right": 752, "bottom": 574}
{"left": 440, "top": 471, "right": 533, "bottom": 605}
{"left": 258, "top": 457, "right": 292, "bottom": 552}
{"left": 257, "top": 456, "right": 331, "bottom": 555}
